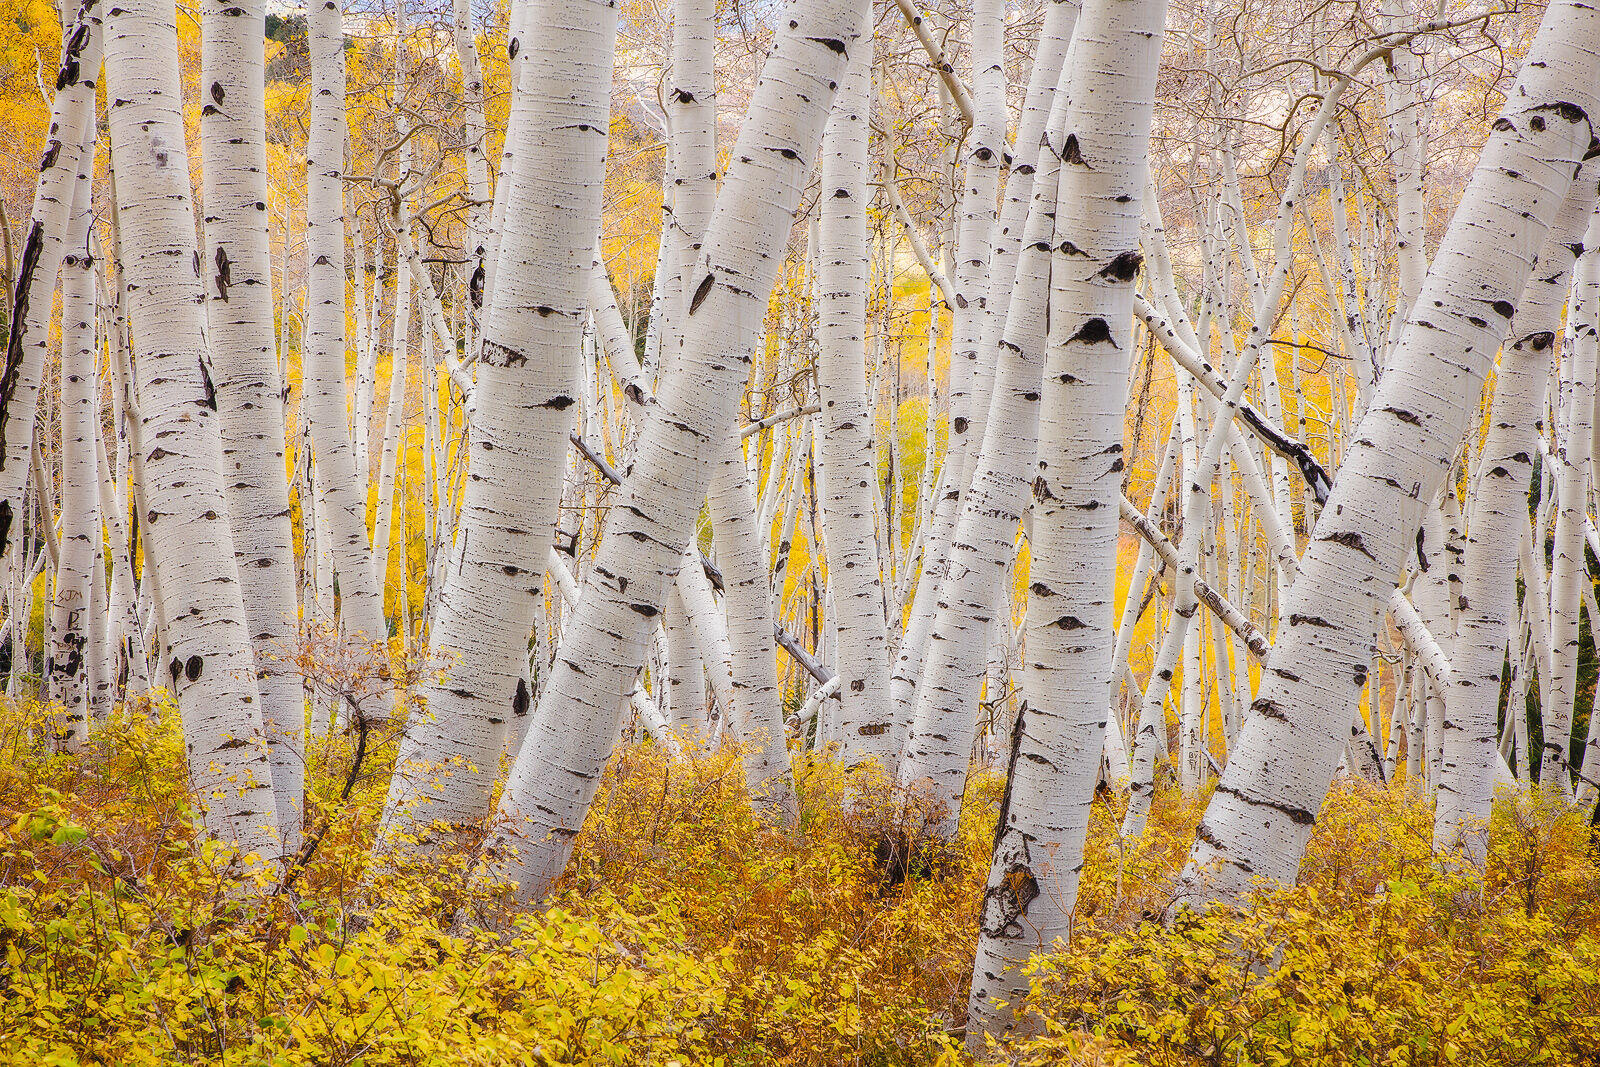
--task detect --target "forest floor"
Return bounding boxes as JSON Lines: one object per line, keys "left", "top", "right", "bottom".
{"left": 2, "top": 695, "right": 1598, "bottom": 1065}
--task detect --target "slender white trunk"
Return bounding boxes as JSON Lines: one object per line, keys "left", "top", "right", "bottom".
{"left": 354, "top": 234, "right": 379, "bottom": 480}
{"left": 202, "top": 0, "right": 304, "bottom": 851}
{"left": 384, "top": 0, "right": 620, "bottom": 838}
{"left": 303, "top": 0, "right": 387, "bottom": 651}
{"left": 97, "top": 425, "right": 149, "bottom": 698}
{"left": 105, "top": 0, "right": 279, "bottom": 858}
{"left": 897, "top": 0, "right": 1079, "bottom": 822}
{"left": 453, "top": 0, "right": 490, "bottom": 295}
{"left": 48, "top": 248, "right": 96, "bottom": 749}
{"left": 943, "top": 0, "right": 1006, "bottom": 476}
{"left": 967, "top": 0, "right": 1167, "bottom": 1041}
{"left": 665, "top": 563, "right": 708, "bottom": 731}
{"left": 814, "top": 13, "right": 894, "bottom": 763}
{"left": 488, "top": 0, "right": 862, "bottom": 900}
{"left": 1544, "top": 208, "right": 1600, "bottom": 794}
{"left": 1439, "top": 176, "right": 1590, "bottom": 852}
{"left": 665, "top": 0, "right": 717, "bottom": 345}
{"left": 708, "top": 430, "right": 795, "bottom": 817}
{"left": 372, "top": 254, "right": 411, "bottom": 582}
{"left": 1175, "top": 0, "right": 1600, "bottom": 905}
{"left": 0, "top": 0, "right": 101, "bottom": 598}
{"left": 679, "top": 551, "right": 734, "bottom": 735}
{"left": 1384, "top": 0, "right": 1428, "bottom": 316}
{"left": 1123, "top": 376, "right": 1205, "bottom": 838}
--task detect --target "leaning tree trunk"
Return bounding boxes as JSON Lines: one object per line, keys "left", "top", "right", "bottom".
{"left": 1174, "top": 0, "right": 1600, "bottom": 907}
{"left": 887, "top": 0, "right": 1007, "bottom": 739}
{"left": 487, "top": 0, "right": 863, "bottom": 901}
{"left": 896, "top": 0, "right": 1078, "bottom": 825}
{"left": 966, "top": 0, "right": 1166, "bottom": 1043}
{"left": 1543, "top": 208, "right": 1600, "bottom": 797}
{"left": 0, "top": 0, "right": 101, "bottom": 599}
{"left": 201, "top": 0, "right": 305, "bottom": 852}
{"left": 1437, "top": 170, "right": 1596, "bottom": 859}
{"left": 382, "top": 0, "right": 619, "bottom": 839}
{"left": 813, "top": 11, "right": 896, "bottom": 766}
{"left": 104, "top": 0, "right": 279, "bottom": 859}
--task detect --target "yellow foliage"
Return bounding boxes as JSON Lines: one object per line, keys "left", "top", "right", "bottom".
{"left": 1, "top": 697, "right": 1598, "bottom": 1066}
{"left": 1017, "top": 782, "right": 1600, "bottom": 1066}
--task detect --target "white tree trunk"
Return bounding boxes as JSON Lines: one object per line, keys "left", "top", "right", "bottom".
{"left": 896, "top": 0, "right": 1079, "bottom": 825}
{"left": 943, "top": 0, "right": 1006, "bottom": 477}
{"left": 664, "top": 0, "right": 717, "bottom": 349}
{"left": 302, "top": 0, "right": 387, "bottom": 653}
{"left": 814, "top": 13, "right": 894, "bottom": 765}
{"left": 47, "top": 246, "right": 97, "bottom": 749}
{"left": 488, "top": 0, "right": 862, "bottom": 900}
{"left": 96, "top": 426, "right": 150, "bottom": 698}
{"left": 372, "top": 253, "right": 411, "bottom": 583}
{"left": 1543, "top": 207, "right": 1600, "bottom": 795}
{"left": 0, "top": 0, "right": 101, "bottom": 598}
{"left": 679, "top": 551, "right": 735, "bottom": 736}
{"left": 105, "top": 0, "right": 279, "bottom": 858}
{"left": 664, "top": 575, "right": 707, "bottom": 731}
{"left": 202, "top": 0, "right": 305, "bottom": 851}
{"left": 452, "top": 0, "right": 491, "bottom": 297}
{"left": 1440, "top": 174, "right": 1592, "bottom": 851}
{"left": 1174, "top": 0, "right": 1600, "bottom": 905}
{"left": 967, "top": 0, "right": 1166, "bottom": 1041}
{"left": 708, "top": 431, "right": 795, "bottom": 817}
{"left": 384, "top": 0, "right": 619, "bottom": 837}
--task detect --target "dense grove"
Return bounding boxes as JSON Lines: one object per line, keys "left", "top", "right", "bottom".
{"left": 3, "top": 695, "right": 1597, "bottom": 1065}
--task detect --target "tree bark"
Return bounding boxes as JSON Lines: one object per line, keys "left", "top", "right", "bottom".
{"left": 967, "top": 0, "right": 1167, "bottom": 1041}
{"left": 814, "top": 8, "right": 895, "bottom": 765}
{"left": 47, "top": 245, "right": 97, "bottom": 749}
{"left": 202, "top": 0, "right": 305, "bottom": 852}
{"left": 487, "top": 0, "right": 864, "bottom": 901}
{"left": 302, "top": 0, "right": 387, "bottom": 656}
{"left": 105, "top": 0, "right": 280, "bottom": 859}
{"left": 1175, "top": 0, "right": 1600, "bottom": 906}
{"left": 0, "top": 0, "right": 101, "bottom": 599}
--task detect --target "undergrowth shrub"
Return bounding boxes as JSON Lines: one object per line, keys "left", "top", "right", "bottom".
{"left": 1014, "top": 782, "right": 1600, "bottom": 1067}
{"left": 0, "top": 697, "right": 1597, "bottom": 1066}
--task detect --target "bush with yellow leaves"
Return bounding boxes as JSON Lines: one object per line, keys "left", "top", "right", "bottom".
{"left": 1014, "top": 782, "right": 1600, "bottom": 1066}
{"left": 2, "top": 694, "right": 1598, "bottom": 1066}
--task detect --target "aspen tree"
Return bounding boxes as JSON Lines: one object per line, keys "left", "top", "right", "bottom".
{"left": 967, "top": 0, "right": 1167, "bottom": 1040}
{"left": 383, "top": 0, "right": 619, "bottom": 837}
{"left": 1543, "top": 206, "right": 1600, "bottom": 796}
{"left": 302, "top": 0, "right": 387, "bottom": 653}
{"left": 814, "top": 6, "right": 895, "bottom": 764}
{"left": 708, "top": 431, "right": 795, "bottom": 818}
{"left": 201, "top": 0, "right": 304, "bottom": 850}
{"left": 897, "top": 0, "right": 1079, "bottom": 824}
{"left": 1176, "top": 0, "right": 1600, "bottom": 905}
{"left": 489, "top": 0, "right": 863, "bottom": 900}
{"left": 452, "top": 0, "right": 491, "bottom": 297}
{"left": 664, "top": 0, "right": 717, "bottom": 350}
{"left": 664, "top": 579, "right": 708, "bottom": 730}
{"left": 104, "top": 0, "right": 280, "bottom": 858}
{"left": 943, "top": 0, "right": 1005, "bottom": 478}
{"left": 372, "top": 254, "right": 411, "bottom": 582}
{"left": 47, "top": 244, "right": 96, "bottom": 749}
{"left": 0, "top": 0, "right": 100, "bottom": 599}
{"left": 1438, "top": 174, "right": 1596, "bottom": 857}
